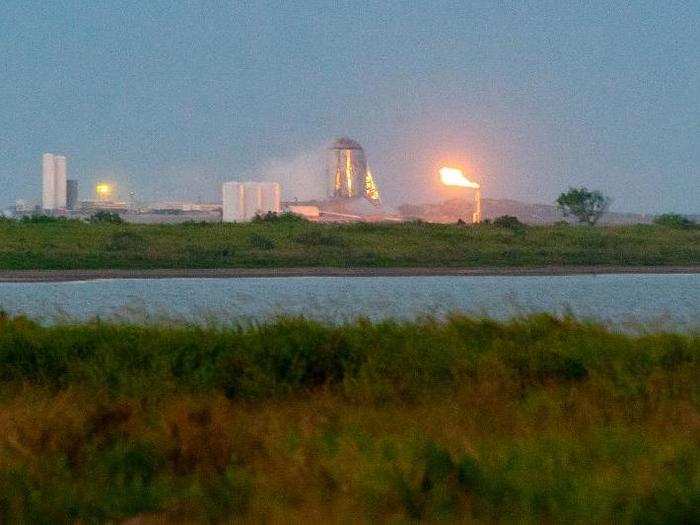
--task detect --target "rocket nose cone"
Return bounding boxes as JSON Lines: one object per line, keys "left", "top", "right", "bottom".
{"left": 331, "top": 137, "right": 363, "bottom": 150}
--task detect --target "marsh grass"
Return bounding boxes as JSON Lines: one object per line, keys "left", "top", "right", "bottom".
{"left": 0, "top": 313, "right": 697, "bottom": 521}
{"left": 0, "top": 221, "right": 697, "bottom": 269}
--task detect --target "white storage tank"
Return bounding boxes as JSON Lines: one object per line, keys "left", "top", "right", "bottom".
{"left": 54, "top": 155, "right": 67, "bottom": 209}
{"left": 222, "top": 181, "right": 281, "bottom": 222}
{"left": 259, "top": 183, "right": 281, "bottom": 217}
{"left": 42, "top": 153, "right": 56, "bottom": 211}
{"left": 41, "top": 153, "right": 69, "bottom": 211}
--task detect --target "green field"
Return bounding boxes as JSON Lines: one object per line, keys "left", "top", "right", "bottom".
{"left": 0, "top": 217, "right": 698, "bottom": 269}
{"left": 0, "top": 313, "right": 697, "bottom": 522}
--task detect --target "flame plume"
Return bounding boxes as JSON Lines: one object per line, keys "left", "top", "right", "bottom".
{"left": 439, "top": 167, "right": 480, "bottom": 189}
{"left": 365, "top": 167, "right": 380, "bottom": 202}
{"left": 439, "top": 166, "right": 482, "bottom": 223}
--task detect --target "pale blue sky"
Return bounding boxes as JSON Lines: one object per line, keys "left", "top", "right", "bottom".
{"left": 1, "top": 1, "right": 698, "bottom": 212}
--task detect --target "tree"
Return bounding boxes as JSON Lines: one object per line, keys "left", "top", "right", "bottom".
{"left": 556, "top": 187, "right": 610, "bottom": 226}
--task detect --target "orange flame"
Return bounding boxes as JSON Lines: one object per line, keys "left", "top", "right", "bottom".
{"left": 439, "top": 167, "right": 479, "bottom": 189}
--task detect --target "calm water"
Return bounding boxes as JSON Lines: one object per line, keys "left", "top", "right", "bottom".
{"left": 0, "top": 274, "right": 697, "bottom": 329}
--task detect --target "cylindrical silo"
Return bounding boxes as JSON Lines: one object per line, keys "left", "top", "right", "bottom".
{"left": 222, "top": 182, "right": 245, "bottom": 222}
{"left": 42, "top": 153, "right": 56, "bottom": 210}
{"left": 243, "top": 184, "right": 263, "bottom": 218}
{"left": 54, "top": 155, "right": 67, "bottom": 209}
{"left": 259, "top": 182, "right": 281, "bottom": 216}
{"left": 222, "top": 181, "right": 283, "bottom": 222}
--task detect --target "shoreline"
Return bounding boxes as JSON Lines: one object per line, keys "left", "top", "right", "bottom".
{"left": 0, "top": 266, "right": 698, "bottom": 282}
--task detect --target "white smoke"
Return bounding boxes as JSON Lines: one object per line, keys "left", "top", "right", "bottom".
{"left": 257, "top": 146, "right": 327, "bottom": 202}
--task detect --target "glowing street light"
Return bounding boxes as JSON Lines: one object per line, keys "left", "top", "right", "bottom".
{"left": 95, "top": 182, "right": 113, "bottom": 202}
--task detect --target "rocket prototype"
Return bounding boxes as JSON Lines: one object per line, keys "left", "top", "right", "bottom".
{"left": 328, "top": 137, "right": 380, "bottom": 204}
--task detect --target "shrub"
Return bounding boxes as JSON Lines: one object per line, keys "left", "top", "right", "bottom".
{"left": 360, "top": 440, "right": 466, "bottom": 520}
{"left": 247, "top": 233, "right": 275, "bottom": 250}
{"left": 351, "top": 222, "right": 393, "bottom": 233}
{"left": 252, "top": 211, "right": 307, "bottom": 224}
{"left": 294, "top": 231, "right": 345, "bottom": 247}
{"left": 20, "top": 214, "right": 74, "bottom": 224}
{"left": 106, "top": 231, "right": 149, "bottom": 252}
{"left": 1, "top": 219, "right": 698, "bottom": 269}
{"left": 90, "top": 211, "right": 124, "bottom": 224}
{"left": 653, "top": 213, "right": 696, "bottom": 229}
{"left": 493, "top": 215, "right": 526, "bottom": 229}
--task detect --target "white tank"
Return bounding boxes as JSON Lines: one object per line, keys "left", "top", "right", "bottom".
{"left": 222, "top": 182, "right": 244, "bottom": 222}
{"left": 42, "top": 153, "right": 55, "bottom": 210}
{"left": 222, "top": 182, "right": 281, "bottom": 222}
{"left": 243, "top": 184, "right": 263, "bottom": 219}
{"left": 259, "top": 183, "right": 281, "bottom": 216}
{"left": 54, "top": 155, "right": 67, "bottom": 209}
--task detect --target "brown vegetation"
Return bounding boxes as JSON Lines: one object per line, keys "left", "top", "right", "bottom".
{"left": 0, "top": 314, "right": 697, "bottom": 521}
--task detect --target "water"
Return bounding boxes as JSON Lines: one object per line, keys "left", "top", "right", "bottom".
{"left": 0, "top": 274, "right": 697, "bottom": 330}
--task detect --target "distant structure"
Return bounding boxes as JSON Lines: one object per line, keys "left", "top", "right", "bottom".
{"left": 473, "top": 188, "right": 482, "bottom": 223}
{"left": 80, "top": 200, "right": 128, "bottom": 214}
{"left": 42, "top": 153, "right": 68, "bottom": 210}
{"left": 286, "top": 205, "right": 320, "bottom": 221}
{"left": 222, "top": 182, "right": 281, "bottom": 222}
{"left": 14, "top": 200, "right": 31, "bottom": 214}
{"left": 328, "top": 138, "right": 380, "bottom": 204}
{"left": 95, "top": 182, "right": 113, "bottom": 202}
{"left": 66, "top": 180, "right": 79, "bottom": 210}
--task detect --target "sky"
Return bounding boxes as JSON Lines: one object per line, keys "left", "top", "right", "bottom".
{"left": 1, "top": 1, "right": 698, "bottom": 213}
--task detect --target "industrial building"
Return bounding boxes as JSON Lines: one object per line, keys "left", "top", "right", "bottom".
{"left": 42, "top": 153, "right": 68, "bottom": 210}
{"left": 328, "top": 138, "right": 380, "bottom": 204}
{"left": 80, "top": 200, "right": 129, "bottom": 214}
{"left": 66, "top": 180, "right": 79, "bottom": 210}
{"left": 222, "top": 181, "right": 281, "bottom": 222}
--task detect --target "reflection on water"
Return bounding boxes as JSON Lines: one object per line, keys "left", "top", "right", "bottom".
{"left": 0, "top": 274, "right": 697, "bottom": 330}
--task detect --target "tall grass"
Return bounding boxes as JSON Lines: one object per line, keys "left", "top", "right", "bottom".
{"left": 0, "top": 313, "right": 697, "bottom": 521}
{"left": 0, "top": 221, "right": 697, "bottom": 269}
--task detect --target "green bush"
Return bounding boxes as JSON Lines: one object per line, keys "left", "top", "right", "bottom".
{"left": 653, "top": 213, "right": 696, "bottom": 229}
{"left": 106, "top": 231, "right": 149, "bottom": 252}
{"left": 359, "top": 439, "right": 466, "bottom": 519}
{"left": 493, "top": 215, "right": 526, "bottom": 230}
{"left": 20, "top": 214, "right": 76, "bottom": 224}
{"left": 0, "top": 221, "right": 698, "bottom": 269}
{"left": 252, "top": 211, "right": 307, "bottom": 224}
{"left": 247, "top": 233, "right": 276, "bottom": 250}
{"left": 89, "top": 211, "right": 124, "bottom": 224}
{"left": 294, "top": 230, "right": 346, "bottom": 247}
{"left": 0, "top": 313, "right": 695, "bottom": 401}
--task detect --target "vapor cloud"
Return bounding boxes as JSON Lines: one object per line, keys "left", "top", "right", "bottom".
{"left": 257, "top": 146, "right": 327, "bottom": 202}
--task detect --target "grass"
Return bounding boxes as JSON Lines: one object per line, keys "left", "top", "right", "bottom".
{"left": 0, "top": 219, "right": 698, "bottom": 269}
{"left": 0, "top": 312, "right": 697, "bottom": 522}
